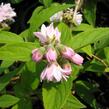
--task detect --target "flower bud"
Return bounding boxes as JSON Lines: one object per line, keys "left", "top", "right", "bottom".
{"left": 61, "top": 46, "right": 75, "bottom": 60}
{"left": 71, "top": 53, "right": 84, "bottom": 65}
{"left": 32, "top": 48, "right": 43, "bottom": 62}
{"left": 45, "top": 48, "right": 57, "bottom": 62}
{"left": 63, "top": 63, "right": 72, "bottom": 75}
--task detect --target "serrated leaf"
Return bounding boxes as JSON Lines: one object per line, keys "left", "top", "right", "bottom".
{"left": 0, "top": 95, "right": 19, "bottom": 108}
{"left": 42, "top": 77, "right": 72, "bottom": 109}
{"left": 0, "top": 31, "right": 23, "bottom": 44}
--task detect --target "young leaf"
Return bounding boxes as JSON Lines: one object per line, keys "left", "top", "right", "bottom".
{"left": 42, "top": 77, "right": 72, "bottom": 109}
{"left": 0, "top": 95, "right": 19, "bottom": 108}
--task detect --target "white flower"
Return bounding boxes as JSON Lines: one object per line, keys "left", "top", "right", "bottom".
{"left": 50, "top": 11, "right": 63, "bottom": 22}
{"left": 73, "top": 12, "right": 82, "bottom": 25}
{"left": 40, "top": 62, "right": 70, "bottom": 82}
{"left": 0, "top": 3, "right": 16, "bottom": 23}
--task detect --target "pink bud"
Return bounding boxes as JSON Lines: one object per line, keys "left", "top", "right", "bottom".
{"left": 32, "top": 49, "right": 43, "bottom": 62}
{"left": 71, "top": 53, "right": 84, "bottom": 65}
{"left": 61, "top": 46, "right": 75, "bottom": 60}
{"left": 63, "top": 63, "right": 72, "bottom": 75}
{"left": 45, "top": 48, "right": 57, "bottom": 62}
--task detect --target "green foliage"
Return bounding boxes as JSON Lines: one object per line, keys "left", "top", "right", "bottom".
{"left": 0, "top": 95, "right": 19, "bottom": 108}
{"left": 83, "top": 0, "right": 97, "bottom": 26}
{"left": 28, "top": 3, "right": 73, "bottom": 36}
{"left": 0, "top": 0, "right": 109, "bottom": 109}
{"left": 42, "top": 77, "right": 72, "bottom": 109}
{"left": 0, "top": 31, "right": 23, "bottom": 44}
{"left": 70, "top": 28, "right": 109, "bottom": 50}
{"left": 39, "top": 0, "right": 53, "bottom": 7}
{"left": 75, "top": 81, "right": 101, "bottom": 109}
{"left": 63, "top": 94, "right": 86, "bottom": 109}
{"left": 0, "top": 42, "right": 38, "bottom": 61}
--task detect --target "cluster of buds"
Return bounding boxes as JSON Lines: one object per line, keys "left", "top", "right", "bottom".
{"left": 50, "top": 9, "right": 82, "bottom": 26}
{"left": 0, "top": 3, "right": 16, "bottom": 28}
{"left": 32, "top": 23, "right": 84, "bottom": 82}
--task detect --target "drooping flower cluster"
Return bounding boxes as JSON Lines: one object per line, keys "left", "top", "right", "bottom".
{"left": 0, "top": 3, "right": 16, "bottom": 24}
{"left": 50, "top": 8, "right": 83, "bottom": 25}
{"left": 32, "top": 23, "right": 84, "bottom": 82}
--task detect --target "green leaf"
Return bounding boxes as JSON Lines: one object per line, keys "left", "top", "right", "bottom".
{"left": 70, "top": 28, "right": 109, "bottom": 50}
{"left": 0, "top": 64, "right": 24, "bottom": 91}
{"left": 26, "top": 61, "right": 46, "bottom": 90}
{"left": 28, "top": 3, "right": 73, "bottom": 34}
{"left": 39, "top": 0, "right": 53, "bottom": 7}
{"left": 75, "top": 80, "right": 100, "bottom": 108}
{"left": 42, "top": 77, "right": 72, "bottom": 109}
{"left": 0, "top": 42, "right": 38, "bottom": 62}
{"left": 63, "top": 94, "right": 86, "bottom": 109}
{"left": 83, "top": 0, "right": 97, "bottom": 26}
{"left": 0, "top": 60, "right": 14, "bottom": 74}
{"left": 0, "top": 31, "right": 23, "bottom": 44}
{"left": 94, "top": 34, "right": 109, "bottom": 50}
{"left": 104, "top": 47, "right": 109, "bottom": 64}
{"left": 81, "top": 45, "right": 93, "bottom": 56}
{"left": 58, "top": 22, "right": 73, "bottom": 45}
{"left": 0, "top": 95, "right": 19, "bottom": 108}
{"left": 73, "top": 23, "right": 94, "bottom": 32}
{"left": 85, "top": 61, "right": 105, "bottom": 73}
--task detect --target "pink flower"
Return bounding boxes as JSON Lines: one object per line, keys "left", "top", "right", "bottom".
{"left": 40, "top": 63, "right": 70, "bottom": 82}
{"left": 45, "top": 48, "right": 57, "bottom": 62}
{"left": 63, "top": 63, "right": 72, "bottom": 75}
{"left": 34, "top": 23, "right": 61, "bottom": 44}
{"left": 0, "top": 3, "right": 16, "bottom": 22}
{"left": 34, "top": 24, "right": 48, "bottom": 44}
{"left": 32, "top": 49, "right": 43, "bottom": 62}
{"left": 71, "top": 53, "right": 84, "bottom": 65}
{"left": 54, "top": 27, "right": 61, "bottom": 43}
{"left": 61, "top": 46, "right": 75, "bottom": 60}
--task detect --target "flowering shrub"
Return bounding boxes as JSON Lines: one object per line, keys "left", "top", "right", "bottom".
{"left": 0, "top": 0, "right": 109, "bottom": 109}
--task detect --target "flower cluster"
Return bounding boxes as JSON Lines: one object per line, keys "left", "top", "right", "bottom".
{"left": 50, "top": 8, "right": 82, "bottom": 25}
{"left": 32, "top": 23, "right": 84, "bottom": 82}
{"left": 0, "top": 3, "right": 16, "bottom": 23}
